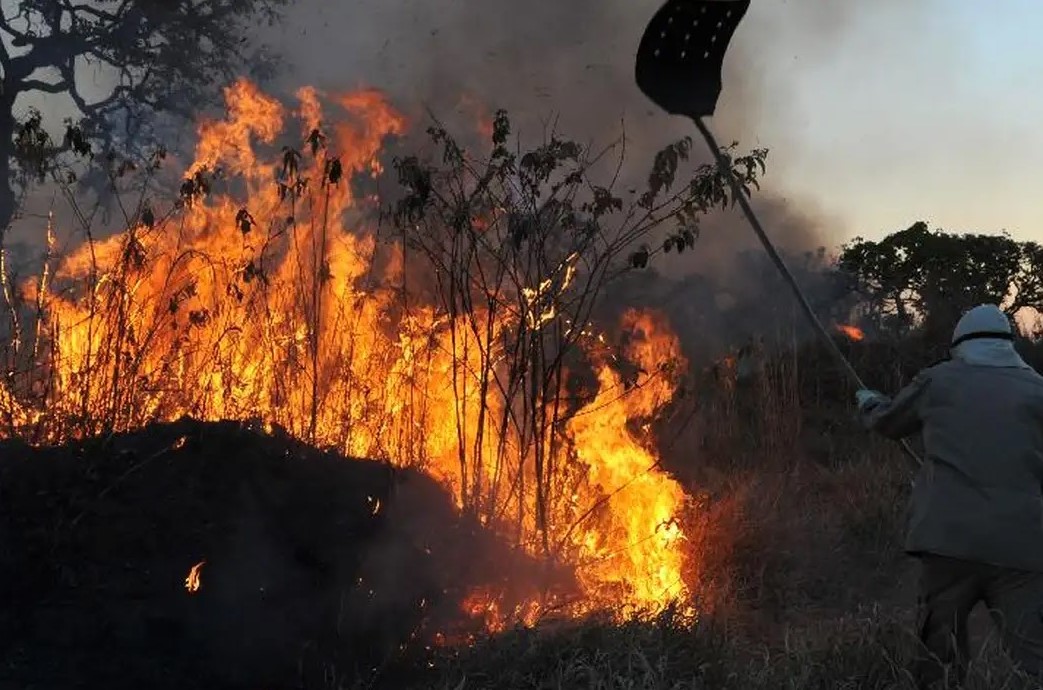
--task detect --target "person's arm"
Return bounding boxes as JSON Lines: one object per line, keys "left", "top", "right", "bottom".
{"left": 858, "top": 371, "right": 931, "bottom": 439}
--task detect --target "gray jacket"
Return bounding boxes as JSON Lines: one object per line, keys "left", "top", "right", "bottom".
{"left": 861, "top": 356, "right": 1043, "bottom": 571}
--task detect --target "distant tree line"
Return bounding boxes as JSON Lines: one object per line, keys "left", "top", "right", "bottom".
{"left": 838, "top": 221, "right": 1043, "bottom": 341}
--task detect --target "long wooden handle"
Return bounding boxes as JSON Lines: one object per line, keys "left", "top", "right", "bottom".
{"left": 693, "top": 117, "right": 923, "bottom": 467}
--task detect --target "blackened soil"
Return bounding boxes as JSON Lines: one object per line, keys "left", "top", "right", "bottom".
{"left": 0, "top": 418, "right": 544, "bottom": 689}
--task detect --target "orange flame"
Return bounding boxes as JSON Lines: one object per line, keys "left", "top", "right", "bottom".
{"left": 836, "top": 324, "right": 865, "bottom": 341}
{"left": 7, "top": 79, "right": 695, "bottom": 627}
{"left": 185, "top": 560, "right": 205, "bottom": 593}
{"left": 458, "top": 93, "right": 495, "bottom": 141}
{"left": 567, "top": 310, "right": 690, "bottom": 617}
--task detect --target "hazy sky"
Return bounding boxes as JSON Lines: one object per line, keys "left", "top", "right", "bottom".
{"left": 733, "top": 0, "right": 1043, "bottom": 244}
{"left": 263, "top": 0, "right": 1042, "bottom": 248}
{"left": 8, "top": 0, "right": 1041, "bottom": 250}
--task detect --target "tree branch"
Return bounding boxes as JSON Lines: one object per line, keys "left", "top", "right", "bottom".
{"left": 0, "top": 8, "right": 32, "bottom": 45}
{"left": 20, "top": 78, "right": 67, "bottom": 94}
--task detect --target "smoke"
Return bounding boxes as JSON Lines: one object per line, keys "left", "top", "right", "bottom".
{"left": 258, "top": 0, "right": 917, "bottom": 349}
{"left": 0, "top": 0, "right": 916, "bottom": 371}
{"left": 266, "top": 0, "right": 910, "bottom": 193}
{"left": 10, "top": 1, "right": 916, "bottom": 274}
{"left": 1, "top": 0, "right": 926, "bottom": 358}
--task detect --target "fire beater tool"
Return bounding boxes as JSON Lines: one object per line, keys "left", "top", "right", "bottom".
{"left": 634, "top": 0, "right": 922, "bottom": 467}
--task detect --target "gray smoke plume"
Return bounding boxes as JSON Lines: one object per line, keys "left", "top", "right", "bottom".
{"left": 5, "top": 0, "right": 927, "bottom": 354}
{"left": 264, "top": 0, "right": 919, "bottom": 250}
{"left": 258, "top": 0, "right": 923, "bottom": 349}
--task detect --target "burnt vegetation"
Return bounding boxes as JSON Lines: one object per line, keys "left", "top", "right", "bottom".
{"left": 1, "top": 418, "right": 538, "bottom": 689}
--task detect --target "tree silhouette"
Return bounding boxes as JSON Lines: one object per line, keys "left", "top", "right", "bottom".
{"left": 839, "top": 221, "right": 1043, "bottom": 340}
{"left": 0, "top": 0, "right": 286, "bottom": 236}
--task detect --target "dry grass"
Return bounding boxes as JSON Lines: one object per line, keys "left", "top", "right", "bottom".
{"left": 358, "top": 340, "right": 1043, "bottom": 689}
{"left": 372, "top": 606, "right": 1042, "bottom": 689}
{"left": 361, "top": 448, "right": 1041, "bottom": 690}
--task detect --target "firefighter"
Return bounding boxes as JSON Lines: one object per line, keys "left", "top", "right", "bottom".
{"left": 856, "top": 304, "right": 1043, "bottom": 687}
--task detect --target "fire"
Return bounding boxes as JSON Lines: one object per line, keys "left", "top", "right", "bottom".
{"left": 458, "top": 93, "right": 495, "bottom": 141}
{"left": 567, "top": 310, "right": 690, "bottom": 616}
{"left": 3, "top": 79, "right": 695, "bottom": 627}
{"left": 836, "top": 324, "right": 865, "bottom": 341}
{"left": 185, "top": 560, "right": 205, "bottom": 593}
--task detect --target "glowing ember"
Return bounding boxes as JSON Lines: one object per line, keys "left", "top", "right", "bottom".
{"left": 5, "top": 79, "right": 696, "bottom": 626}
{"left": 185, "top": 560, "right": 205, "bottom": 593}
{"left": 836, "top": 324, "right": 865, "bottom": 341}
{"left": 458, "top": 92, "right": 495, "bottom": 141}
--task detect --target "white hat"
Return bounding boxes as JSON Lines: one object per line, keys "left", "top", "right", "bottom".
{"left": 951, "top": 304, "right": 1013, "bottom": 346}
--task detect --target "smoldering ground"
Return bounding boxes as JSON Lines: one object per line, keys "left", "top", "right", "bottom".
{"left": 0, "top": 419, "right": 572, "bottom": 688}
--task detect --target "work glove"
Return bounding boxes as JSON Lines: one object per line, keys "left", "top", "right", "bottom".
{"left": 854, "top": 389, "right": 887, "bottom": 411}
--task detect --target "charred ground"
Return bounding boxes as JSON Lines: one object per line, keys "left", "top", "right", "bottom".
{"left": 0, "top": 418, "right": 567, "bottom": 689}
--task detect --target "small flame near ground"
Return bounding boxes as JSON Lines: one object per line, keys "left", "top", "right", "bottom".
{"left": 185, "top": 560, "right": 205, "bottom": 593}
{"left": 836, "top": 324, "right": 865, "bottom": 342}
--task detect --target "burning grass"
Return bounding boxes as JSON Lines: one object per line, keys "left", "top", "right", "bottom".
{"left": 836, "top": 323, "right": 865, "bottom": 342}
{"left": 4, "top": 328, "right": 1042, "bottom": 687}
{"left": 0, "top": 78, "right": 740, "bottom": 625}
{"left": 6, "top": 75, "right": 1043, "bottom": 688}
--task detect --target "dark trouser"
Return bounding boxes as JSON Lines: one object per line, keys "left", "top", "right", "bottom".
{"left": 915, "top": 553, "right": 1043, "bottom": 688}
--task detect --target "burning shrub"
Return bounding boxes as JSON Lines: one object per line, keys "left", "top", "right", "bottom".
{"left": 0, "top": 79, "right": 768, "bottom": 626}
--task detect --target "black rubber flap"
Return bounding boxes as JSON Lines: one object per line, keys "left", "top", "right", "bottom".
{"left": 635, "top": 0, "right": 750, "bottom": 118}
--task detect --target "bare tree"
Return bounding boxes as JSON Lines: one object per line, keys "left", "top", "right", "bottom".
{"left": 0, "top": 0, "right": 286, "bottom": 234}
